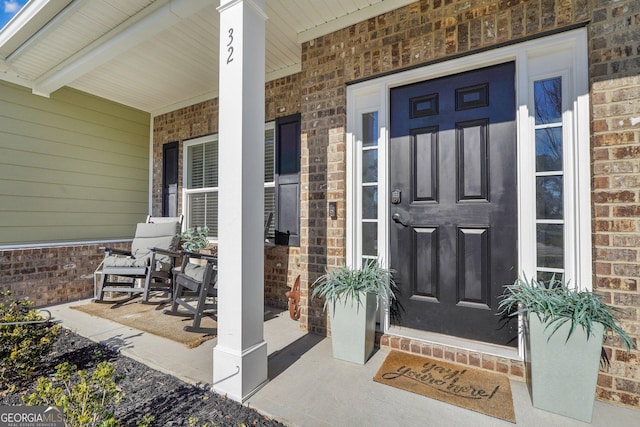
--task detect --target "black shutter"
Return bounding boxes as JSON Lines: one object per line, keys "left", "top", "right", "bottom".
{"left": 162, "top": 141, "right": 179, "bottom": 217}
{"left": 275, "top": 114, "right": 301, "bottom": 246}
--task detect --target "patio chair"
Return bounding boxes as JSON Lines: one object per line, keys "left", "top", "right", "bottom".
{"left": 163, "top": 212, "right": 270, "bottom": 332}
{"left": 163, "top": 251, "right": 218, "bottom": 334}
{"left": 94, "top": 216, "right": 183, "bottom": 304}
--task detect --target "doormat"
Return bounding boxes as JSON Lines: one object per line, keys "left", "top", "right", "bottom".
{"left": 71, "top": 299, "right": 216, "bottom": 348}
{"left": 373, "top": 350, "right": 516, "bottom": 423}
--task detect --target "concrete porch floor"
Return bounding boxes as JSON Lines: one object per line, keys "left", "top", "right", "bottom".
{"left": 48, "top": 300, "right": 639, "bottom": 427}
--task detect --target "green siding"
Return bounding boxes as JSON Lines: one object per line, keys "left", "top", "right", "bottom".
{"left": 0, "top": 82, "right": 150, "bottom": 245}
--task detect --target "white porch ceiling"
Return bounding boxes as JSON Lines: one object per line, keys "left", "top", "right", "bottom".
{"left": 0, "top": 0, "right": 415, "bottom": 114}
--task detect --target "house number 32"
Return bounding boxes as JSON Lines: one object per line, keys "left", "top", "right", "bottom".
{"left": 226, "top": 28, "right": 234, "bottom": 64}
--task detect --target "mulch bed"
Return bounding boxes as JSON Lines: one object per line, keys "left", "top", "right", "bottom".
{"left": 0, "top": 328, "right": 286, "bottom": 427}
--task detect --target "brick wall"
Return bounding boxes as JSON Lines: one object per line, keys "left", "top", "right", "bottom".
{"left": 379, "top": 335, "right": 525, "bottom": 381}
{"left": 0, "top": 242, "right": 129, "bottom": 307}
{"left": 146, "top": 0, "right": 640, "bottom": 409}
{"left": 151, "top": 74, "right": 303, "bottom": 312}
{"left": 152, "top": 99, "right": 219, "bottom": 215}
{"left": 299, "top": 0, "right": 639, "bottom": 409}
{"left": 300, "top": 0, "right": 591, "bottom": 335}
{"left": 589, "top": 0, "right": 640, "bottom": 409}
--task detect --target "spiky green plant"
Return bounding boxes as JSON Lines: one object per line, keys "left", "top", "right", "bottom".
{"left": 498, "top": 275, "right": 636, "bottom": 352}
{"left": 311, "top": 259, "right": 397, "bottom": 311}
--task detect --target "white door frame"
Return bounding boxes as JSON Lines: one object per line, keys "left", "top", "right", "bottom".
{"left": 346, "top": 28, "right": 591, "bottom": 358}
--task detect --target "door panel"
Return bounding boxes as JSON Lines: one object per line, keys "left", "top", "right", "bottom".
{"left": 413, "top": 129, "right": 438, "bottom": 201}
{"left": 457, "top": 119, "right": 488, "bottom": 201}
{"left": 413, "top": 226, "right": 438, "bottom": 298}
{"left": 390, "top": 62, "right": 518, "bottom": 346}
{"left": 457, "top": 227, "right": 489, "bottom": 307}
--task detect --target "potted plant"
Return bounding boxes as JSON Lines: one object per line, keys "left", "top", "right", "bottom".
{"left": 311, "top": 260, "right": 397, "bottom": 364}
{"left": 499, "top": 275, "right": 636, "bottom": 422}
{"left": 179, "top": 226, "right": 210, "bottom": 264}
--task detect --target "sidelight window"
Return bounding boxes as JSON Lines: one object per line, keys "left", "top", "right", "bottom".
{"left": 361, "top": 111, "right": 379, "bottom": 265}
{"left": 534, "top": 77, "right": 565, "bottom": 284}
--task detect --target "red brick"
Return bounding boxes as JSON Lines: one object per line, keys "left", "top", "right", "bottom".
{"left": 613, "top": 264, "right": 640, "bottom": 277}
{"left": 594, "top": 176, "right": 610, "bottom": 189}
{"left": 469, "top": 352, "right": 481, "bottom": 367}
{"left": 455, "top": 351, "right": 468, "bottom": 365}
{"left": 410, "top": 342, "right": 421, "bottom": 354}
{"left": 482, "top": 355, "right": 496, "bottom": 371}
{"left": 614, "top": 293, "right": 640, "bottom": 307}
{"left": 598, "top": 374, "right": 613, "bottom": 388}
{"left": 444, "top": 349, "right": 456, "bottom": 362}
{"left": 433, "top": 345, "right": 444, "bottom": 359}
{"left": 421, "top": 343, "right": 433, "bottom": 357}
{"left": 496, "top": 358, "right": 510, "bottom": 374}
{"left": 593, "top": 191, "right": 636, "bottom": 203}
{"left": 511, "top": 361, "right": 525, "bottom": 378}
{"left": 390, "top": 336, "right": 401, "bottom": 349}
{"left": 596, "top": 248, "right": 638, "bottom": 262}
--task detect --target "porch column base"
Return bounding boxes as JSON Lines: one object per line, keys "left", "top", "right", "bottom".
{"left": 213, "top": 340, "right": 268, "bottom": 402}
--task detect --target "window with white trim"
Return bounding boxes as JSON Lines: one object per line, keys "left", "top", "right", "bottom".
{"left": 185, "top": 136, "right": 219, "bottom": 236}
{"left": 184, "top": 123, "right": 276, "bottom": 240}
{"left": 360, "top": 111, "right": 379, "bottom": 266}
{"left": 534, "top": 77, "right": 565, "bottom": 284}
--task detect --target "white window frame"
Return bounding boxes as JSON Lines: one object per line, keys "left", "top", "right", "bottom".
{"left": 183, "top": 133, "right": 219, "bottom": 238}
{"left": 346, "top": 28, "right": 591, "bottom": 356}
{"left": 182, "top": 123, "right": 277, "bottom": 242}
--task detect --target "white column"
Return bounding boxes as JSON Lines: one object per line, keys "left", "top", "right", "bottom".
{"left": 213, "top": 0, "right": 267, "bottom": 402}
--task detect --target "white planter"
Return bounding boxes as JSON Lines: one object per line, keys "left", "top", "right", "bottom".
{"left": 330, "top": 292, "right": 378, "bottom": 364}
{"left": 525, "top": 315, "right": 604, "bottom": 423}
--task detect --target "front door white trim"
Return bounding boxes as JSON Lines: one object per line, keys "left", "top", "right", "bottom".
{"left": 346, "top": 28, "right": 590, "bottom": 358}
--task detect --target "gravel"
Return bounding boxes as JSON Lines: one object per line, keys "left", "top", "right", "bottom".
{"left": 0, "top": 328, "right": 287, "bottom": 427}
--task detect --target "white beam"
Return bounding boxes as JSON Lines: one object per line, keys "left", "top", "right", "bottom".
{"left": 0, "top": 0, "right": 73, "bottom": 59}
{"left": 213, "top": 0, "right": 268, "bottom": 403}
{"left": 31, "top": 0, "right": 215, "bottom": 97}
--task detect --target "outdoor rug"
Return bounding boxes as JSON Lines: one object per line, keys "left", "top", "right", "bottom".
{"left": 373, "top": 350, "right": 516, "bottom": 423}
{"left": 71, "top": 299, "right": 216, "bottom": 348}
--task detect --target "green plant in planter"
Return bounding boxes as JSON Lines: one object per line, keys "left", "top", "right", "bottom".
{"left": 499, "top": 275, "right": 636, "bottom": 422}
{"left": 179, "top": 226, "right": 210, "bottom": 252}
{"left": 312, "top": 260, "right": 398, "bottom": 364}
{"left": 498, "top": 275, "right": 636, "bottom": 353}
{"left": 311, "top": 260, "right": 398, "bottom": 311}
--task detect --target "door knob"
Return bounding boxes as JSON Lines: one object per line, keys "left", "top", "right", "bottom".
{"left": 392, "top": 213, "right": 410, "bottom": 227}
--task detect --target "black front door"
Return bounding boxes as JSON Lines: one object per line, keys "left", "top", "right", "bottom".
{"left": 389, "top": 62, "right": 518, "bottom": 346}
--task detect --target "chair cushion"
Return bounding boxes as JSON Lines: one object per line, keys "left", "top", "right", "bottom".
{"left": 130, "top": 222, "right": 180, "bottom": 266}
{"left": 103, "top": 255, "right": 147, "bottom": 268}
{"left": 183, "top": 263, "right": 217, "bottom": 286}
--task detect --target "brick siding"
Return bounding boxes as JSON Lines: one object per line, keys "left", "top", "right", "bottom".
{"left": 0, "top": 242, "right": 129, "bottom": 307}
{"left": 589, "top": 0, "right": 640, "bottom": 408}
{"left": 300, "top": 0, "right": 591, "bottom": 334}
{"left": 151, "top": 74, "right": 303, "bottom": 312}
{"left": 148, "top": 0, "right": 640, "bottom": 409}
{"left": 379, "top": 335, "right": 525, "bottom": 381}
{"left": 298, "top": 0, "right": 639, "bottom": 410}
